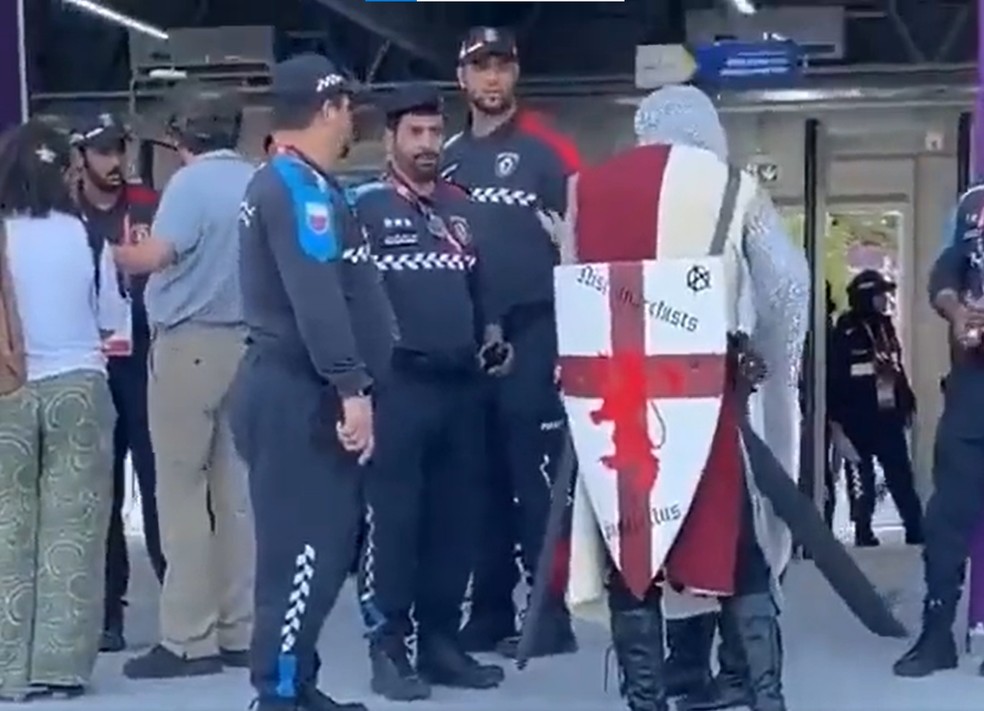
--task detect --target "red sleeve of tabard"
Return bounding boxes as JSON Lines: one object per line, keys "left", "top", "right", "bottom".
{"left": 517, "top": 110, "right": 583, "bottom": 175}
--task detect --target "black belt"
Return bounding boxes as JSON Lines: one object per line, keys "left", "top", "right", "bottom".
{"left": 391, "top": 347, "right": 477, "bottom": 378}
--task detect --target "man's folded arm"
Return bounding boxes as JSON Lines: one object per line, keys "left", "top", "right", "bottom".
{"left": 260, "top": 178, "right": 371, "bottom": 397}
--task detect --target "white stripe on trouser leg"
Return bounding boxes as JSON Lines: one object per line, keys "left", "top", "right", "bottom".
{"left": 275, "top": 544, "right": 316, "bottom": 698}
{"left": 280, "top": 545, "right": 316, "bottom": 654}
{"left": 359, "top": 504, "right": 385, "bottom": 636}
{"left": 460, "top": 571, "right": 474, "bottom": 628}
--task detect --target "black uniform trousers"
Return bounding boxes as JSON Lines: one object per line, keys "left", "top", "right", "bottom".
{"left": 841, "top": 412, "right": 923, "bottom": 532}
{"left": 229, "top": 349, "right": 364, "bottom": 701}
{"left": 469, "top": 304, "right": 569, "bottom": 620}
{"left": 105, "top": 350, "right": 165, "bottom": 626}
{"left": 358, "top": 357, "right": 483, "bottom": 638}
{"left": 923, "top": 367, "right": 984, "bottom": 608}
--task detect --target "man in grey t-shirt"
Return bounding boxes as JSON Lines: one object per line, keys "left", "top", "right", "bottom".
{"left": 113, "top": 92, "right": 256, "bottom": 680}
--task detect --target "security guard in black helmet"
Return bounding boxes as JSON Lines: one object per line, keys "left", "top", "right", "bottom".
{"left": 352, "top": 83, "right": 506, "bottom": 702}
{"left": 828, "top": 270, "right": 923, "bottom": 547}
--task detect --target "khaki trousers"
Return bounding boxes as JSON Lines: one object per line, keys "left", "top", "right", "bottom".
{"left": 149, "top": 323, "right": 254, "bottom": 659}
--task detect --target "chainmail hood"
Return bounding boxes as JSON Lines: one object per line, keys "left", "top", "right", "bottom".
{"left": 633, "top": 85, "right": 729, "bottom": 162}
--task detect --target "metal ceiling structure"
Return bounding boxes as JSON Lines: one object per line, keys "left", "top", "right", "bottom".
{"left": 25, "top": 0, "right": 981, "bottom": 111}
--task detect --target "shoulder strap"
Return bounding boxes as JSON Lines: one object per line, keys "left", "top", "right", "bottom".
{"left": 708, "top": 166, "right": 742, "bottom": 257}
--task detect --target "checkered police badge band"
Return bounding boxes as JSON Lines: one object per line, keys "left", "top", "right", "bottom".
{"left": 468, "top": 187, "right": 539, "bottom": 207}
{"left": 342, "top": 243, "right": 372, "bottom": 264}
{"left": 373, "top": 252, "right": 476, "bottom": 271}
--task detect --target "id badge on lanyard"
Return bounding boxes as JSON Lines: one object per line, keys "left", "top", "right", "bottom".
{"left": 103, "top": 213, "right": 134, "bottom": 358}
{"left": 864, "top": 322, "right": 897, "bottom": 410}
{"left": 389, "top": 177, "right": 464, "bottom": 253}
{"left": 875, "top": 370, "right": 896, "bottom": 410}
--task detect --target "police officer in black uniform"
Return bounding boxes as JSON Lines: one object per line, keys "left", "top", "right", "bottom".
{"left": 230, "top": 53, "right": 393, "bottom": 711}
{"left": 443, "top": 26, "right": 582, "bottom": 659}
{"left": 70, "top": 113, "right": 165, "bottom": 652}
{"left": 894, "top": 185, "right": 984, "bottom": 678}
{"left": 352, "top": 84, "right": 506, "bottom": 702}
{"left": 828, "top": 270, "right": 923, "bottom": 547}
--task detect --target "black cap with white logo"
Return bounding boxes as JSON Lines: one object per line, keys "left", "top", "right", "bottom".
{"left": 457, "top": 27, "right": 518, "bottom": 65}
{"left": 70, "top": 113, "right": 128, "bottom": 152}
{"left": 271, "top": 53, "right": 363, "bottom": 109}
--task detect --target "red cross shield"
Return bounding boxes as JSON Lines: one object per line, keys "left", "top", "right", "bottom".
{"left": 555, "top": 258, "right": 729, "bottom": 599}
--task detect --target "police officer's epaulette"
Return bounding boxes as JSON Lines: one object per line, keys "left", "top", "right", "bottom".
{"left": 347, "top": 179, "right": 390, "bottom": 203}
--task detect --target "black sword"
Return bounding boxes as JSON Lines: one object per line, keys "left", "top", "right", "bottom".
{"left": 514, "top": 428, "right": 577, "bottom": 670}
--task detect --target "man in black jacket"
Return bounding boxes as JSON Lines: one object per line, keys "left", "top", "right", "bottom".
{"left": 71, "top": 113, "right": 165, "bottom": 653}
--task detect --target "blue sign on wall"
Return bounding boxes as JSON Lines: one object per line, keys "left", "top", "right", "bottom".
{"left": 0, "top": 0, "right": 26, "bottom": 132}
{"left": 694, "top": 40, "right": 803, "bottom": 88}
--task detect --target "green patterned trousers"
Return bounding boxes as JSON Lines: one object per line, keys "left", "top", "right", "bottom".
{"left": 0, "top": 369, "right": 115, "bottom": 697}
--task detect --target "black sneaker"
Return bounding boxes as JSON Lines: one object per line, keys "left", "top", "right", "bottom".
{"left": 854, "top": 528, "right": 880, "bottom": 547}
{"left": 300, "top": 687, "right": 368, "bottom": 711}
{"left": 100, "top": 628, "right": 126, "bottom": 653}
{"left": 220, "top": 647, "right": 250, "bottom": 668}
{"left": 417, "top": 634, "right": 504, "bottom": 689}
{"left": 123, "top": 644, "right": 223, "bottom": 680}
{"left": 28, "top": 684, "right": 85, "bottom": 700}
{"left": 368, "top": 636, "right": 430, "bottom": 701}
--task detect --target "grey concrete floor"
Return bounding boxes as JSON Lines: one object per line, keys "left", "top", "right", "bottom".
{"left": 16, "top": 536, "right": 984, "bottom": 711}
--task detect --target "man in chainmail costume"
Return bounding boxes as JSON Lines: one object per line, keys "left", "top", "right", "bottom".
{"left": 559, "top": 86, "right": 809, "bottom": 711}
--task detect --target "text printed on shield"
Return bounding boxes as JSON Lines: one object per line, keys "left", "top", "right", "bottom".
{"left": 602, "top": 503, "right": 683, "bottom": 542}
{"left": 577, "top": 265, "right": 700, "bottom": 332}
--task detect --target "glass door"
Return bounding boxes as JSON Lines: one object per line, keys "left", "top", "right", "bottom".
{"left": 781, "top": 206, "right": 907, "bottom": 538}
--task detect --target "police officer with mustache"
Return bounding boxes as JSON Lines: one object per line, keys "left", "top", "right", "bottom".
{"left": 352, "top": 84, "right": 507, "bottom": 702}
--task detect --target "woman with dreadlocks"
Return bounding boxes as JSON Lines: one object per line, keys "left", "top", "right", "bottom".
{"left": 0, "top": 119, "right": 127, "bottom": 700}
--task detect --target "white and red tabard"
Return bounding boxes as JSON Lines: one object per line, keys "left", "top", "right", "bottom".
{"left": 555, "top": 258, "right": 729, "bottom": 599}
{"left": 561, "top": 142, "right": 758, "bottom": 601}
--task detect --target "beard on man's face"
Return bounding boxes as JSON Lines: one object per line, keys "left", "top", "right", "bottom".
{"left": 395, "top": 149, "right": 438, "bottom": 182}
{"left": 85, "top": 164, "right": 123, "bottom": 192}
{"left": 468, "top": 89, "right": 514, "bottom": 117}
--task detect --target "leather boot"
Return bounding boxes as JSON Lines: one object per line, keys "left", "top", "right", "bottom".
{"left": 727, "top": 594, "right": 785, "bottom": 711}
{"left": 678, "top": 607, "right": 751, "bottom": 711}
{"left": 609, "top": 605, "right": 669, "bottom": 711}
{"left": 664, "top": 614, "right": 715, "bottom": 698}
{"left": 853, "top": 519, "right": 880, "bottom": 547}
{"left": 892, "top": 598, "right": 958, "bottom": 678}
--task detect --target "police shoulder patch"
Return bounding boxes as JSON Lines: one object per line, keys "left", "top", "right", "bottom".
{"left": 271, "top": 156, "right": 340, "bottom": 263}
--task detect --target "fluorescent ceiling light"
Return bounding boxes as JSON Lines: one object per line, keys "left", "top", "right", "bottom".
{"left": 62, "top": 0, "right": 169, "bottom": 41}
{"left": 730, "top": 0, "right": 757, "bottom": 15}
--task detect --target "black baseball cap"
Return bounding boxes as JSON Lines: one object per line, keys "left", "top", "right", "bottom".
{"left": 167, "top": 91, "right": 242, "bottom": 146}
{"left": 271, "top": 53, "right": 363, "bottom": 110}
{"left": 70, "top": 112, "right": 128, "bottom": 151}
{"left": 955, "top": 185, "right": 984, "bottom": 242}
{"left": 457, "top": 27, "right": 518, "bottom": 65}
{"left": 381, "top": 84, "right": 442, "bottom": 120}
{"left": 848, "top": 269, "right": 896, "bottom": 295}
